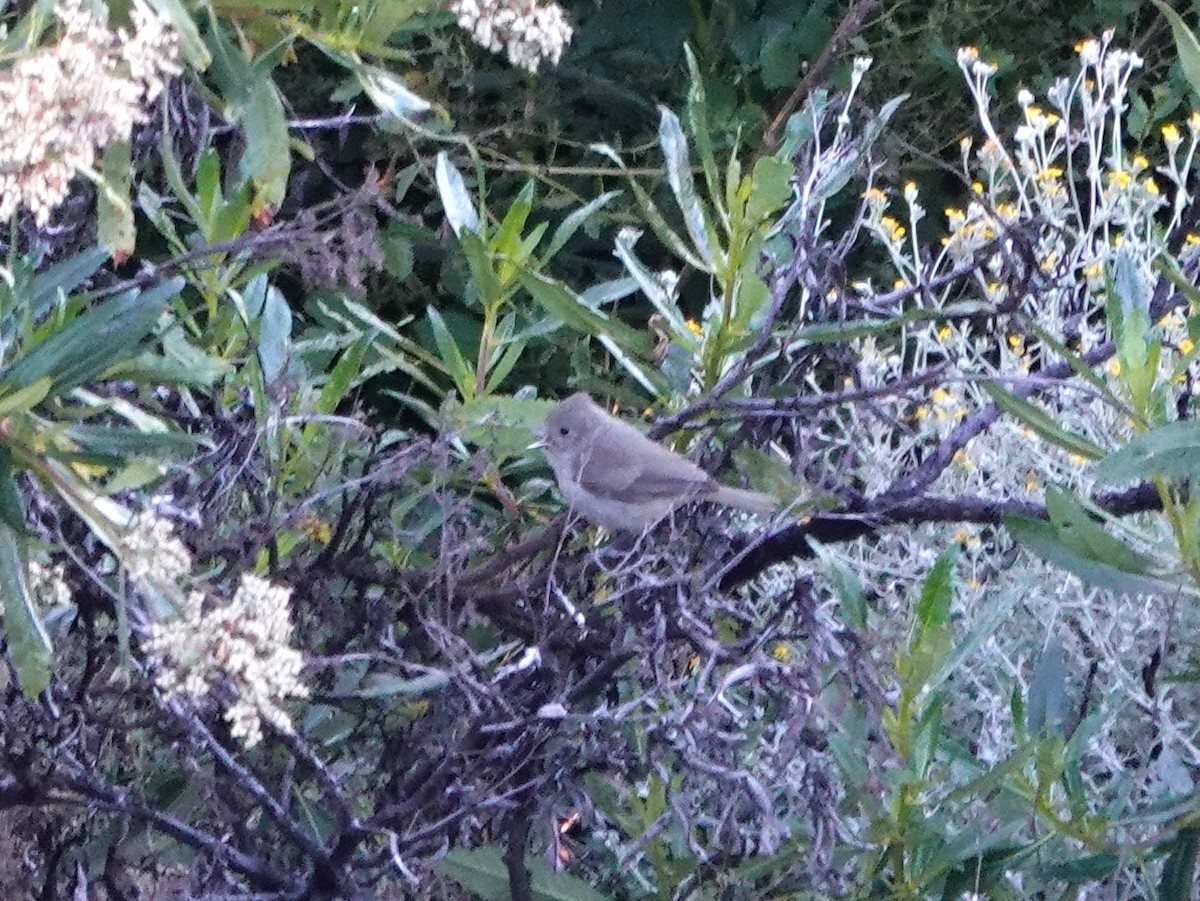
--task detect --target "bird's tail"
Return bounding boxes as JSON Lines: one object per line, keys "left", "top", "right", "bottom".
{"left": 709, "top": 485, "right": 780, "bottom": 515}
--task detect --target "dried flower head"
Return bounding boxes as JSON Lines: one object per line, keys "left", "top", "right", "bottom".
{"left": 448, "top": 0, "right": 573, "bottom": 73}
{"left": 0, "top": 0, "right": 181, "bottom": 226}
{"left": 143, "top": 574, "right": 309, "bottom": 748}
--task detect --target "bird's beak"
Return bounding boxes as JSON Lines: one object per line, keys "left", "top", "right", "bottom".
{"left": 527, "top": 427, "right": 546, "bottom": 451}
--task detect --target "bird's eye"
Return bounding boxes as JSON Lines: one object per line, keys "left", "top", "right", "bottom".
{"left": 558, "top": 426, "right": 569, "bottom": 436}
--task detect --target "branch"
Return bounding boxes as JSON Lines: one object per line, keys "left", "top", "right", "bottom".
{"left": 718, "top": 481, "right": 1161, "bottom": 588}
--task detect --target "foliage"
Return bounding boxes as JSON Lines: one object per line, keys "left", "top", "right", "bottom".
{"left": 4, "top": 0, "right": 1200, "bottom": 898}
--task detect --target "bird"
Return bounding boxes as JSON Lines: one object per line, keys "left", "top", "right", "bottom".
{"left": 533, "top": 392, "right": 779, "bottom": 533}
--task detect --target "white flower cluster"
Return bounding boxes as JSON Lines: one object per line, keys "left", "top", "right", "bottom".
{"left": 449, "top": 0, "right": 573, "bottom": 73}
{"left": 144, "top": 574, "right": 309, "bottom": 748}
{"left": 0, "top": 0, "right": 181, "bottom": 225}
{"left": 120, "top": 512, "right": 193, "bottom": 588}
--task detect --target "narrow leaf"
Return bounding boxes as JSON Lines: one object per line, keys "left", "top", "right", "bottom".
{"left": 436, "top": 152, "right": 480, "bottom": 236}
{"left": 658, "top": 105, "right": 716, "bottom": 268}
{"left": 1004, "top": 515, "right": 1176, "bottom": 595}
{"left": 97, "top": 140, "right": 135, "bottom": 260}
{"left": 0, "top": 520, "right": 51, "bottom": 698}
{"left": 426, "top": 306, "right": 474, "bottom": 395}
{"left": 257, "top": 285, "right": 293, "bottom": 385}
{"left": 1093, "top": 421, "right": 1200, "bottom": 484}
{"left": 242, "top": 77, "right": 291, "bottom": 211}
{"left": 981, "top": 382, "right": 1104, "bottom": 460}
{"left": 1154, "top": 0, "right": 1200, "bottom": 101}
{"left": 542, "top": 190, "right": 620, "bottom": 262}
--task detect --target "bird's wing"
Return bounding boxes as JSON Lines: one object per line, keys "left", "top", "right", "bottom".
{"left": 577, "top": 419, "right": 714, "bottom": 503}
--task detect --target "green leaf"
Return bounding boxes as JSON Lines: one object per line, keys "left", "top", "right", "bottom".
{"left": 745, "top": 156, "right": 793, "bottom": 224}
{"left": 542, "top": 190, "right": 620, "bottom": 263}
{"left": 611, "top": 229, "right": 690, "bottom": 339}
{"left": 916, "top": 548, "right": 956, "bottom": 631}
{"left": 494, "top": 181, "right": 536, "bottom": 260}
{"left": 63, "top": 425, "right": 204, "bottom": 458}
{"left": 0, "top": 448, "right": 27, "bottom": 536}
{"left": 0, "top": 521, "right": 51, "bottom": 698}
{"left": 427, "top": 306, "right": 474, "bottom": 396}
{"left": 981, "top": 382, "right": 1104, "bottom": 460}
{"left": 0, "top": 378, "right": 51, "bottom": 418}
{"left": 1043, "top": 488, "right": 1156, "bottom": 574}
{"left": 683, "top": 45, "right": 721, "bottom": 215}
{"left": 591, "top": 143, "right": 707, "bottom": 272}
{"left": 449, "top": 394, "right": 556, "bottom": 459}
{"left": 97, "top": 140, "right": 135, "bottom": 259}
{"left": 1160, "top": 827, "right": 1200, "bottom": 900}
{"left": 1036, "top": 852, "right": 1120, "bottom": 883}
{"left": 436, "top": 152, "right": 480, "bottom": 236}
{"left": 27, "top": 248, "right": 108, "bottom": 315}
{"left": 257, "top": 285, "right": 292, "bottom": 385}
{"left": 2, "top": 278, "right": 183, "bottom": 394}
{"left": 658, "top": 105, "right": 716, "bottom": 268}
{"left": 436, "top": 846, "right": 612, "bottom": 901}
{"left": 1093, "top": 421, "right": 1200, "bottom": 484}
{"left": 347, "top": 671, "right": 449, "bottom": 699}
{"left": 316, "top": 337, "right": 370, "bottom": 414}
{"left": 1154, "top": 0, "right": 1200, "bottom": 102}
{"left": 1004, "top": 515, "right": 1175, "bottom": 595}
{"left": 242, "top": 77, "right": 291, "bottom": 211}
{"left": 516, "top": 270, "right": 652, "bottom": 358}
{"left": 1027, "top": 634, "right": 1066, "bottom": 734}
{"left": 484, "top": 339, "right": 526, "bottom": 395}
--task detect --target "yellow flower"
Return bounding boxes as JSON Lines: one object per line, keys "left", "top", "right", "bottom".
{"left": 904, "top": 181, "right": 919, "bottom": 202}
{"left": 1163, "top": 123, "right": 1181, "bottom": 145}
{"left": 771, "top": 643, "right": 792, "bottom": 662}
{"left": 1107, "top": 169, "right": 1132, "bottom": 189}
{"left": 1190, "top": 111, "right": 1200, "bottom": 133}
{"left": 971, "top": 181, "right": 984, "bottom": 194}
{"left": 1036, "top": 167, "right": 1064, "bottom": 181}
{"left": 1008, "top": 334, "right": 1024, "bottom": 349}
{"left": 1132, "top": 155, "right": 1149, "bottom": 172}
{"left": 1181, "top": 337, "right": 1195, "bottom": 355}
{"left": 1187, "top": 233, "right": 1200, "bottom": 246}
{"left": 1040, "top": 251, "right": 1059, "bottom": 272}
{"left": 1068, "top": 453, "right": 1089, "bottom": 466}
{"left": 1082, "top": 261, "right": 1103, "bottom": 279}
{"left": 937, "top": 325, "right": 953, "bottom": 341}
{"left": 879, "top": 215, "right": 906, "bottom": 241}
{"left": 1025, "top": 476, "right": 1040, "bottom": 492}
{"left": 685, "top": 318, "right": 703, "bottom": 337}
{"left": 1144, "top": 177, "right": 1159, "bottom": 196}
{"left": 931, "top": 387, "right": 951, "bottom": 404}
{"left": 1106, "top": 358, "right": 1121, "bottom": 377}
{"left": 862, "top": 186, "right": 888, "bottom": 205}
{"left": 913, "top": 405, "right": 929, "bottom": 421}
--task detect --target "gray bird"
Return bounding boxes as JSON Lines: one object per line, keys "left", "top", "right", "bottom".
{"left": 535, "top": 392, "right": 779, "bottom": 532}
